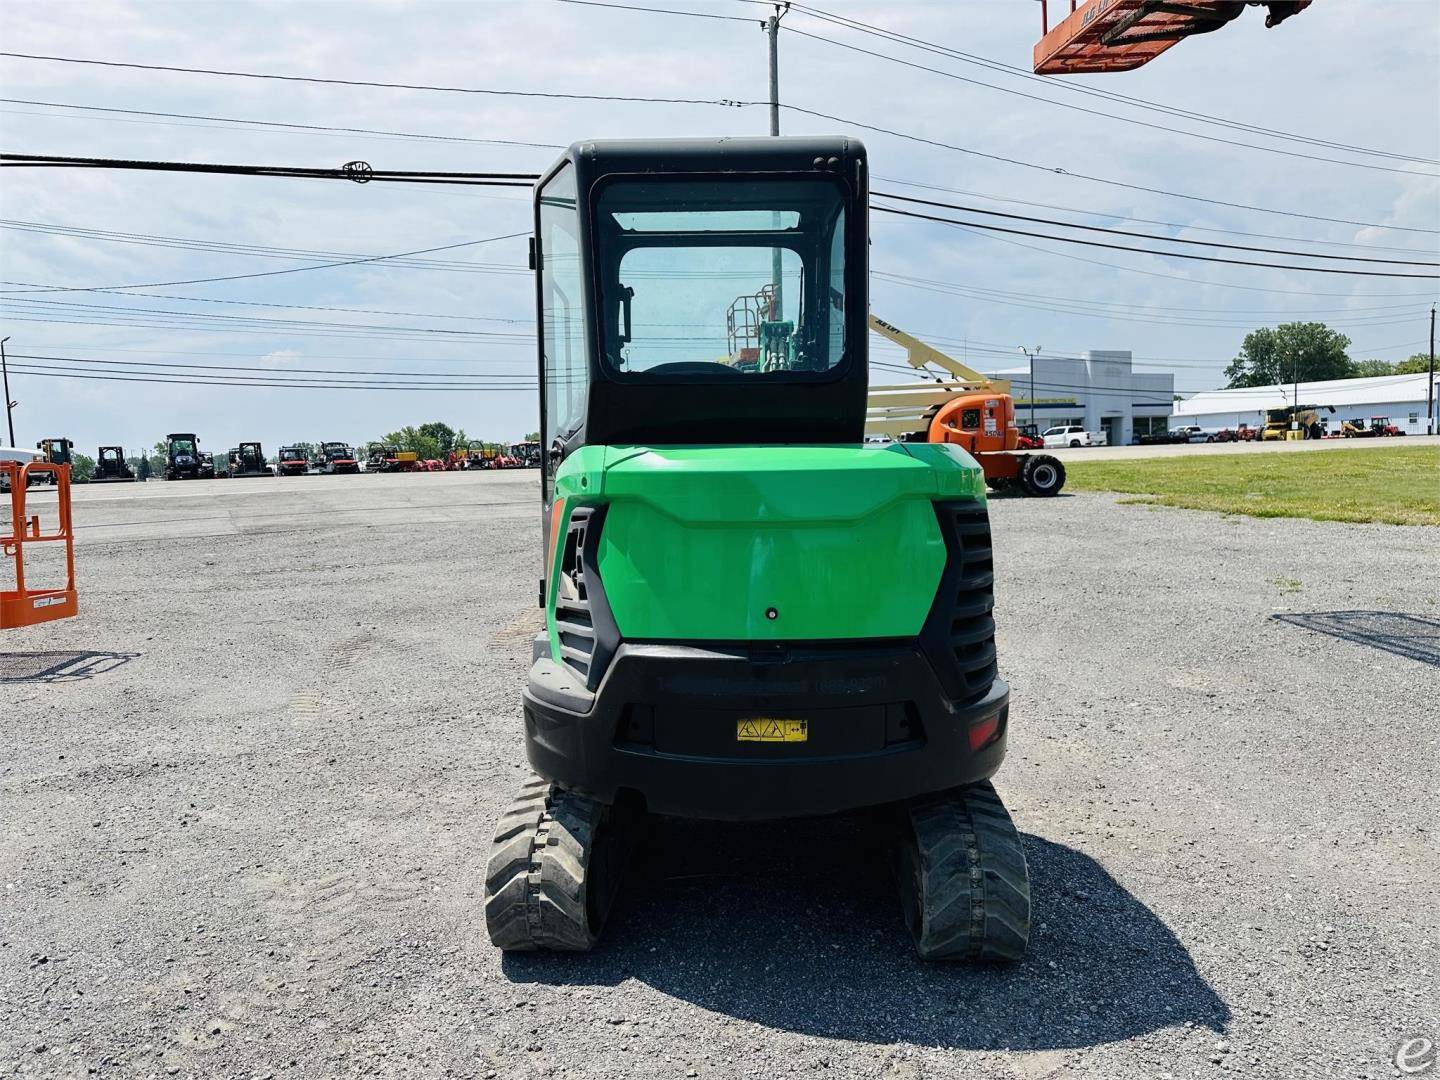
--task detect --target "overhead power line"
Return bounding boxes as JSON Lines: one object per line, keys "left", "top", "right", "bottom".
{"left": 0, "top": 228, "right": 529, "bottom": 294}
{"left": 0, "top": 152, "right": 537, "bottom": 187}
{"left": 0, "top": 219, "right": 527, "bottom": 274}
{"left": 571, "top": 0, "right": 1438, "bottom": 176}
{"left": 0, "top": 297, "right": 527, "bottom": 338}
{"left": 783, "top": 2, "right": 1440, "bottom": 168}
{"left": 557, "top": 0, "right": 754, "bottom": 21}
{"left": 8, "top": 352, "right": 535, "bottom": 379}
{"left": 0, "top": 98, "right": 565, "bottom": 150}
{"left": 4, "top": 360, "right": 536, "bottom": 391}
{"left": 871, "top": 191, "right": 1440, "bottom": 267}
{"left": 878, "top": 205, "right": 1440, "bottom": 298}
{"left": 9, "top": 96, "right": 1424, "bottom": 258}
{"left": 0, "top": 51, "right": 754, "bottom": 108}
{"left": 783, "top": 24, "right": 1439, "bottom": 179}
{"left": 871, "top": 203, "right": 1440, "bottom": 279}
{"left": 789, "top": 106, "right": 1440, "bottom": 236}
{"left": 871, "top": 176, "right": 1436, "bottom": 257}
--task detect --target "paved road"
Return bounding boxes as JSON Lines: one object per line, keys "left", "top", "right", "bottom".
{"left": 1047, "top": 433, "right": 1439, "bottom": 462}
{"left": 3, "top": 471, "right": 1437, "bottom": 1078}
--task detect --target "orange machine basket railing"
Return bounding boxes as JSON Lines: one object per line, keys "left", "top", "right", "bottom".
{"left": 2, "top": 461, "right": 79, "bottom": 629}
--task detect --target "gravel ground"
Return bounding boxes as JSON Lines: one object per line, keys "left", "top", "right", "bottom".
{"left": 3, "top": 471, "right": 1437, "bottom": 1079}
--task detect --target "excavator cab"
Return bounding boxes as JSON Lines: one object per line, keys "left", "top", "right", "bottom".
{"left": 1034, "top": 1, "right": 1311, "bottom": 75}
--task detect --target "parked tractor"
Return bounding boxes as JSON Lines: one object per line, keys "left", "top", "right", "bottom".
{"left": 1261, "top": 406, "right": 1331, "bottom": 441}
{"left": 317, "top": 441, "right": 360, "bottom": 473}
{"left": 510, "top": 441, "right": 543, "bottom": 468}
{"left": 276, "top": 446, "right": 310, "bottom": 476}
{"left": 230, "top": 442, "right": 272, "bottom": 478}
{"left": 165, "top": 433, "right": 204, "bottom": 480}
{"left": 92, "top": 446, "right": 137, "bottom": 483}
{"left": 32, "top": 438, "right": 74, "bottom": 486}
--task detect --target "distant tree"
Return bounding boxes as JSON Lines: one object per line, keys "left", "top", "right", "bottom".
{"left": 523, "top": 431, "right": 540, "bottom": 442}
{"left": 1352, "top": 359, "right": 1397, "bottom": 377}
{"left": 383, "top": 425, "right": 442, "bottom": 460}
{"left": 417, "top": 421, "right": 457, "bottom": 455}
{"left": 71, "top": 452, "right": 95, "bottom": 482}
{"left": 129, "top": 455, "right": 152, "bottom": 481}
{"left": 1225, "top": 323, "right": 1353, "bottom": 389}
{"left": 1395, "top": 353, "right": 1433, "bottom": 375}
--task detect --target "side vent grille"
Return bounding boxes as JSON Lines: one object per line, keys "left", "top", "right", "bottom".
{"left": 943, "top": 504, "right": 997, "bottom": 703}
{"left": 554, "top": 507, "right": 596, "bottom": 682}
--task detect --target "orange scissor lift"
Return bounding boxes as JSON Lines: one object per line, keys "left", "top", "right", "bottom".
{"left": 2, "top": 460, "right": 78, "bottom": 629}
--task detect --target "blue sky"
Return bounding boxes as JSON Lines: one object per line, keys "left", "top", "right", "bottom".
{"left": 1, "top": 0, "right": 1437, "bottom": 456}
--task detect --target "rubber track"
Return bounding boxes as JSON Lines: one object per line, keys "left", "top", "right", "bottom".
{"left": 901, "top": 781, "right": 1031, "bottom": 961}
{"left": 484, "top": 774, "right": 606, "bottom": 952}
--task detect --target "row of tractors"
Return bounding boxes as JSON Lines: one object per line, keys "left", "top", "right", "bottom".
{"left": 361, "top": 441, "right": 543, "bottom": 473}
{"left": 23, "top": 435, "right": 545, "bottom": 483}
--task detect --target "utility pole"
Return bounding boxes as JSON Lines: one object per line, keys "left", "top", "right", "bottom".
{"left": 1, "top": 336, "right": 14, "bottom": 447}
{"left": 1429, "top": 304, "right": 1435, "bottom": 436}
{"left": 764, "top": 4, "right": 789, "bottom": 324}
{"left": 1018, "top": 345, "right": 1041, "bottom": 429}
{"left": 766, "top": 4, "right": 786, "bottom": 138}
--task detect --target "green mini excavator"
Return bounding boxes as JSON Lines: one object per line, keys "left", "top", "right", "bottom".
{"left": 484, "top": 136, "right": 1030, "bottom": 961}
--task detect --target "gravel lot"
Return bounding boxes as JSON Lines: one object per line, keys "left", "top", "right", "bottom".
{"left": 3, "top": 471, "right": 1437, "bottom": 1079}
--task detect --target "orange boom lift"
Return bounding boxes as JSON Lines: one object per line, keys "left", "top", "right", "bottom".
{"left": 865, "top": 316, "right": 1069, "bottom": 497}
{"left": 2, "top": 456, "right": 78, "bottom": 629}
{"left": 1034, "top": 1, "right": 1311, "bottom": 75}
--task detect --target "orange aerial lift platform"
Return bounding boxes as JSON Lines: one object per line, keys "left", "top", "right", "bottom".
{"left": 1034, "top": 1, "right": 1311, "bottom": 75}
{"left": 2, "top": 455, "right": 78, "bottom": 629}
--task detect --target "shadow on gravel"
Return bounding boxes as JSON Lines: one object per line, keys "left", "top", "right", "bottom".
{"left": 0, "top": 650, "right": 139, "bottom": 683}
{"left": 1272, "top": 611, "right": 1440, "bottom": 668}
{"left": 504, "top": 816, "right": 1228, "bottom": 1050}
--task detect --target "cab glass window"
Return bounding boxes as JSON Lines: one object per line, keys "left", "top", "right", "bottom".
{"left": 594, "top": 178, "right": 848, "bottom": 379}
{"left": 539, "top": 164, "right": 587, "bottom": 447}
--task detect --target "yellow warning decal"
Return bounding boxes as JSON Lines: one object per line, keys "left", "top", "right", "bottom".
{"left": 736, "top": 718, "right": 808, "bottom": 743}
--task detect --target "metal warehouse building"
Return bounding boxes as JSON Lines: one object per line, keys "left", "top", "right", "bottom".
{"left": 1171, "top": 372, "right": 1437, "bottom": 436}
{"left": 982, "top": 350, "right": 1175, "bottom": 447}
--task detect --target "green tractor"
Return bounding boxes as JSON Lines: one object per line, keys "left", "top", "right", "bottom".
{"left": 484, "top": 137, "right": 1029, "bottom": 961}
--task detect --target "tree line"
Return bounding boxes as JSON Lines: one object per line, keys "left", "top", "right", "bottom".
{"left": 1225, "top": 322, "right": 1433, "bottom": 389}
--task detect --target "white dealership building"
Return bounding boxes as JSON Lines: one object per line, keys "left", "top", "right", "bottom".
{"left": 1170, "top": 372, "right": 1436, "bottom": 436}
{"left": 981, "top": 350, "right": 1175, "bottom": 446}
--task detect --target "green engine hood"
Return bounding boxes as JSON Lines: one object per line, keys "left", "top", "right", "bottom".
{"left": 551, "top": 443, "right": 984, "bottom": 643}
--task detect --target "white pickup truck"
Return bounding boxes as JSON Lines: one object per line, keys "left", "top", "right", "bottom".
{"left": 1042, "top": 425, "right": 1108, "bottom": 449}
